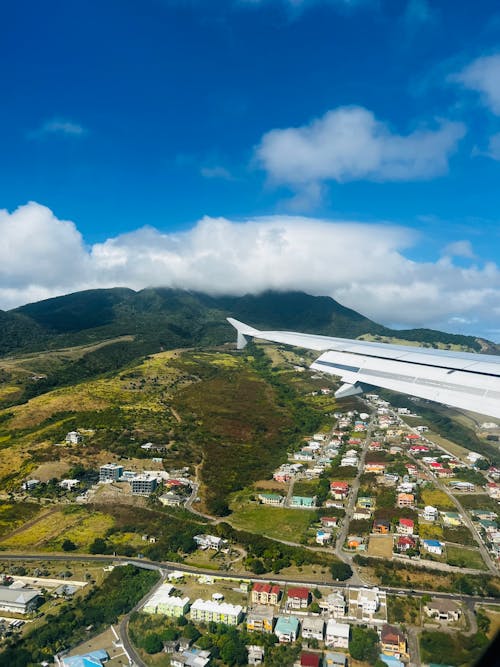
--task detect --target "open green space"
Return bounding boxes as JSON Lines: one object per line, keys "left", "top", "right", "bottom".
{"left": 446, "top": 544, "right": 486, "bottom": 570}
{"left": 229, "top": 502, "right": 315, "bottom": 543}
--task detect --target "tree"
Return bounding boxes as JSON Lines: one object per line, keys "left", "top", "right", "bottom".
{"left": 330, "top": 561, "right": 353, "bottom": 581}
{"left": 61, "top": 539, "right": 77, "bottom": 552}
{"left": 89, "top": 537, "right": 108, "bottom": 554}
{"left": 141, "top": 633, "right": 163, "bottom": 654}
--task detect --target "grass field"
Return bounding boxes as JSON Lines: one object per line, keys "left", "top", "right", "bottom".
{"left": 367, "top": 535, "right": 393, "bottom": 558}
{"left": 421, "top": 488, "right": 455, "bottom": 510}
{"left": 418, "top": 523, "right": 444, "bottom": 540}
{"left": 446, "top": 544, "right": 486, "bottom": 570}
{"left": 229, "top": 502, "right": 315, "bottom": 542}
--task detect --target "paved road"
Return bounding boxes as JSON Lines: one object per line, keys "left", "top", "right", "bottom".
{"left": 334, "top": 408, "right": 377, "bottom": 586}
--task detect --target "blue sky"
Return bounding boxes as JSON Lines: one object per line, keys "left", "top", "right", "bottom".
{"left": 2, "top": 0, "right": 500, "bottom": 338}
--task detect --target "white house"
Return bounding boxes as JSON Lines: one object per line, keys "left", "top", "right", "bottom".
{"left": 423, "top": 506, "right": 438, "bottom": 521}
{"left": 422, "top": 539, "right": 443, "bottom": 555}
{"left": 301, "top": 616, "right": 325, "bottom": 641}
{"left": 325, "top": 620, "right": 350, "bottom": 648}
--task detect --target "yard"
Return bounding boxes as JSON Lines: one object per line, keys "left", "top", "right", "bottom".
{"left": 228, "top": 503, "right": 315, "bottom": 543}
{"left": 420, "top": 488, "right": 455, "bottom": 510}
{"left": 367, "top": 535, "right": 393, "bottom": 559}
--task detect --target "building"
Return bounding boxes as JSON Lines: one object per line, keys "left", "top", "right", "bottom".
{"left": 258, "top": 493, "right": 283, "bottom": 506}
{"left": 247, "top": 645, "right": 265, "bottom": 666}
{"left": 131, "top": 475, "right": 158, "bottom": 495}
{"left": 353, "top": 507, "right": 372, "bottom": 520}
{"left": 59, "top": 479, "right": 79, "bottom": 491}
{"left": 320, "top": 591, "right": 346, "bottom": 617}
{"left": 365, "top": 462, "right": 386, "bottom": 475}
{"left": 251, "top": 583, "right": 281, "bottom": 605}
{"left": 373, "top": 520, "right": 390, "bottom": 534}
{"left": 422, "top": 539, "right": 443, "bottom": 555}
{"left": 358, "top": 496, "right": 375, "bottom": 509}
{"left": 159, "top": 492, "right": 184, "bottom": 506}
{"left": 352, "top": 588, "right": 382, "bottom": 616}
{"left": 299, "top": 652, "right": 321, "bottom": 667}
{"left": 397, "top": 518, "right": 414, "bottom": 535}
{"left": 62, "top": 651, "right": 108, "bottom": 667}
{"left": 99, "top": 463, "right": 123, "bottom": 482}
{"left": 441, "top": 511, "right": 462, "bottom": 527}
{"left": 330, "top": 481, "right": 349, "bottom": 500}
{"left": 189, "top": 599, "right": 243, "bottom": 625}
{"left": 0, "top": 587, "right": 41, "bottom": 614}
{"left": 291, "top": 496, "right": 316, "bottom": 508}
{"left": 340, "top": 456, "right": 359, "bottom": 467}
{"left": 246, "top": 606, "right": 274, "bottom": 634}
{"left": 325, "top": 620, "right": 350, "bottom": 648}
{"left": 301, "top": 616, "right": 325, "bottom": 641}
{"left": 320, "top": 516, "right": 339, "bottom": 528}
{"left": 324, "top": 652, "right": 347, "bottom": 667}
{"left": 423, "top": 505, "right": 438, "bottom": 521}
{"left": 194, "top": 534, "right": 227, "bottom": 550}
{"left": 171, "top": 649, "right": 211, "bottom": 667}
{"left": 380, "top": 624, "right": 407, "bottom": 657}
{"left": 397, "top": 493, "right": 414, "bottom": 508}
{"left": 316, "top": 529, "right": 332, "bottom": 545}
{"left": 274, "top": 615, "right": 300, "bottom": 642}
{"left": 396, "top": 536, "right": 417, "bottom": 552}
{"left": 424, "top": 598, "right": 461, "bottom": 622}
{"left": 65, "top": 430, "right": 83, "bottom": 444}
{"left": 287, "top": 587, "right": 310, "bottom": 609}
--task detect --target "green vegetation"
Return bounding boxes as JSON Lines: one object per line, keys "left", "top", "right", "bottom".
{"left": 349, "top": 625, "right": 380, "bottom": 664}
{"left": 446, "top": 545, "right": 486, "bottom": 570}
{"left": 0, "top": 564, "right": 159, "bottom": 666}
{"left": 420, "top": 630, "right": 489, "bottom": 666}
{"left": 228, "top": 502, "right": 315, "bottom": 543}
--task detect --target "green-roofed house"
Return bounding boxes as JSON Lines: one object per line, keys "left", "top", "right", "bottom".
{"left": 358, "top": 496, "right": 375, "bottom": 509}
{"left": 274, "top": 615, "right": 300, "bottom": 642}
{"left": 291, "top": 496, "right": 316, "bottom": 508}
{"left": 258, "top": 493, "right": 284, "bottom": 506}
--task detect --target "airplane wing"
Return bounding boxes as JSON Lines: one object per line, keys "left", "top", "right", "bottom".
{"left": 227, "top": 317, "right": 500, "bottom": 420}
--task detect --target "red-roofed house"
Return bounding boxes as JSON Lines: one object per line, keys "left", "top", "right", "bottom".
{"left": 330, "top": 481, "right": 349, "bottom": 500}
{"left": 397, "top": 535, "right": 417, "bottom": 552}
{"left": 405, "top": 434, "right": 420, "bottom": 441}
{"left": 320, "top": 516, "right": 339, "bottom": 528}
{"left": 287, "top": 587, "right": 311, "bottom": 609}
{"left": 397, "top": 518, "right": 414, "bottom": 535}
{"left": 300, "top": 652, "right": 321, "bottom": 667}
{"left": 409, "top": 444, "right": 429, "bottom": 453}
{"left": 251, "top": 583, "right": 281, "bottom": 605}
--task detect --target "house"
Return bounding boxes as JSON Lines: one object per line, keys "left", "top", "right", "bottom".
{"left": 409, "top": 444, "right": 429, "bottom": 454}
{"left": 61, "top": 651, "right": 108, "bottom": 667}
{"left": 301, "top": 616, "right": 325, "bottom": 641}
{"left": 251, "top": 583, "right": 281, "bottom": 605}
{"left": 189, "top": 599, "right": 243, "bottom": 625}
{"left": 0, "top": 588, "right": 41, "bottom": 614}
{"left": 247, "top": 645, "right": 265, "bottom": 666}
{"left": 449, "top": 481, "right": 474, "bottom": 491}
{"left": 316, "top": 529, "right": 333, "bottom": 545}
{"left": 330, "top": 481, "right": 349, "bottom": 500}
{"left": 424, "top": 598, "right": 461, "bottom": 622}
{"left": 373, "top": 520, "right": 390, "bottom": 534}
{"left": 99, "top": 463, "right": 124, "bottom": 482}
{"left": 325, "top": 620, "right": 350, "bottom": 648}
{"left": 320, "top": 516, "right": 339, "bottom": 528}
{"left": 258, "top": 493, "right": 284, "bottom": 506}
{"left": 324, "top": 652, "right": 347, "bottom": 667}
{"left": 291, "top": 496, "right": 316, "bottom": 508}
{"left": 347, "top": 535, "right": 364, "bottom": 549}
{"left": 378, "top": 655, "right": 404, "bottom": 667}
{"left": 273, "top": 471, "right": 291, "bottom": 483}
{"left": 487, "top": 483, "right": 500, "bottom": 500}
{"left": 59, "top": 479, "right": 79, "bottom": 491}
{"left": 471, "top": 509, "right": 498, "bottom": 521}
{"left": 422, "top": 539, "right": 443, "bottom": 555}
{"left": 397, "top": 518, "right": 414, "bottom": 535}
{"left": 159, "top": 492, "right": 184, "bottom": 507}
{"left": 65, "top": 430, "right": 83, "bottom": 444}
{"left": 365, "top": 462, "right": 386, "bottom": 475}
{"left": 320, "top": 591, "right": 346, "bottom": 617}
{"left": 354, "top": 587, "right": 381, "bottom": 615}
{"left": 358, "top": 496, "right": 375, "bottom": 509}
{"left": 396, "top": 536, "right": 417, "bottom": 552}
{"left": 341, "top": 456, "right": 359, "bottom": 467}
{"left": 274, "top": 615, "right": 300, "bottom": 642}
{"left": 353, "top": 507, "right": 372, "bottom": 520}
{"left": 441, "top": 512, "right": 462, "bottom": 527}
{"left": 171, "top": 649, "right": 211, "bottom": 667}
{"left": 287, "top": 587, "right": 311, "bottom": 609}
{"left": 193, "top": 534, "right": 227, "bottom": 551}
{"left": 381, "top": 624, "right": 407, "bottom": 657}
{"left": 423, "top": 505, "right": 438, "bottom": 521}
{"left": 299, "top": 652, "right": 321, "bottom": 667}
{"left": 247, "top": 606, "right": 274, "bottom": 634}
{"left": 479, "top": 519, "right": 498, "bottom": 534}
{"left": 397, "top": 493, "right": 414, "bottom": 508}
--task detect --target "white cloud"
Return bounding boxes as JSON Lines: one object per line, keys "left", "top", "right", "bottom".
{"left": 487, "top": 132, "right": 500, "bottom": 160}
{"left": 443, "top": 240, "right": 476, "bottom": 259}
{"left": 31, "top": 118, "right": 86, "bottom": 138}
{"left": 2, "top": 202, "right": 500, "bottom": 339}
{"left": 451, "top": 54, "right": 500, "bottom": 115}
{"left": 255, "top": 106, "right": 465, "bottom": 195}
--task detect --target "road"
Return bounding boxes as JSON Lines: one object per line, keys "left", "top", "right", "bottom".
{"left": 334, "top": 408, "right": 377, "bottom": 586}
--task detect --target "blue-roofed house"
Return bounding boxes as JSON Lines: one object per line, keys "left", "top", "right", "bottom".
{"left": 378, "top": 655, "right": 404, "bottom": 667}
{"left": 422, "top": 539, "right": 443, "bottom": 555}
{"left": 62, "top": 650, "right": 108, "bottom": 667}
{"left": 274, "top": 615, "right": 299, "bottom": 642}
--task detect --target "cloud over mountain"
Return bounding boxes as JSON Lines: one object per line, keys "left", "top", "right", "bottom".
{"left": 1, "top": 202, "right": 499, "bottom": 338}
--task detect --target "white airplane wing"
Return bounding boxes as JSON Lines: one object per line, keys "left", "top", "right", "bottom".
{"left": 227, "top": 317, "right": 500, "bottom": 420}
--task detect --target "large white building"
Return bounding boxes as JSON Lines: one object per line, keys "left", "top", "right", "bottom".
{"left": 0, "top": 588, "right": 41, "bottom": 614}
{"left": 325, "top": 620, "right": 350, "bottom": 648}
{"left": 99, "top": 463, "right": 123, "bottom": 482}
{"left": 190, "top": 599, "right": 243, "bottom": 625}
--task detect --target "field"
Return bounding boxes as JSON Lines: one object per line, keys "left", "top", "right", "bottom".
{"left": 229, "top": 500, "right": 315, "bottom": 543}
{"left": 367, "top": 535, "right": 393, "bottom": 558}
{"left": 421, "top": 488, "right": 455, "bottom": 510}
{"left": 0, "top": 506, "right": 114, "bottom": 550}
{"left": 446, "top": 544, "right": 486, "bottom": 570}
{"left": 419, "top": 523, "right": 444, "bottom": 540}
